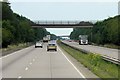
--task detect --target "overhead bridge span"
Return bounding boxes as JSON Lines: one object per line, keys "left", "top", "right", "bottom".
{"left": 31, "top": 21, "right": 93, "bottom": 28}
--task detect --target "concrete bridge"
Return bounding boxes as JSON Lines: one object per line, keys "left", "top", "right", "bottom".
{"left": 31, "top": 21, "right": 93, "bottom": 28}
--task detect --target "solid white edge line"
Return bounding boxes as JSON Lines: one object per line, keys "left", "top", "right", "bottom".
{"left": 58, "top": 45, "right": 86, "bottom": 79}
{"left": 0, "top": 51, "right": 19, "bottom": 59}
{"left": 0, "top": 46, "right": 33, "bottom": 59}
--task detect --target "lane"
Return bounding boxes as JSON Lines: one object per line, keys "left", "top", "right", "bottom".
{"left": 16, "top": 44, "right": 51, "bottom": 78}
{"left": 62, "top": 40, "right": 119, "bottom": 60}
{"left": 2, "top": 43, "right": 84, "bottom": 78}
{"left": 2, "top": 46, "right": 35, "bottom": 70}
{"left": 2, "top": 46, "right": 47, "bottom": 78}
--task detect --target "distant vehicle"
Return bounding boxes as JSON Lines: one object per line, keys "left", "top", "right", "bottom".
{"left": 43, "top": 35, "right": 51, "bottom": 42}
{"left": 47, "top": 41, "right": 57, "bottom": 51}
{"left": 35, "top": 42, "right": 43, "bottom": 48}
{"left": 79, "top": 35, "right": 88, "bottom": 45}
{"left": 68, "top": 40, "right": 72, "bottom": 42}
{"left": 74, "top": 40, "right": 79, "bottom": 42}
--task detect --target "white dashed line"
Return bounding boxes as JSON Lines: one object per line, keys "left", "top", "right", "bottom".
{"left": 25, "top": 67, "right": 28, "bottom": 70}
{"left": 18, "top": 76, "right": 22, "bottom": 78}
{"left": 30, "top": 62, "right": 32, "bottom": 65}
{"left": 33, "top": 59, "right": 35, "bottom": 62}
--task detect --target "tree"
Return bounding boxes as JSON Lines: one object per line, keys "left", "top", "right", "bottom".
{"left": 2, "top": 2, "right": 14, "bottom": 21}
{"left": 70, "top": 15, "right": 120, "bottom": 45}
{"left": 2, "top": 2, "right": 50, "bottom": 47}
{"left": 2, "top": 28, "right": 13, "bottom": 47}
{"left": 70, "top": 27, "right": 92, "bottom": 41}
{"left": 50, "top": 34, "right": 57, "bottom": 40}
{"left": 92, "top": 15, "right": 120, "bottom": 45}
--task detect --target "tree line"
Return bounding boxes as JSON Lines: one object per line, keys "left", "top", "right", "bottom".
{"left": 70, "top": 27, "right": 92, "bottom": 42}
{"left": 70, "top": 15, "right": 120, "bottom": 46}
{"left": 1, "top": 2, "right": 51, "bottom": 48}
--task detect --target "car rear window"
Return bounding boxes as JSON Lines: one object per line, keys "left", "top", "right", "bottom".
{"left": 49, "top": 44, "right": 55, "bottom": 46}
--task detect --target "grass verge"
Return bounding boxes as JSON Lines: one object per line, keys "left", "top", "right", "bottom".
{"left": 57, "top": 40, "right": 120, "bottom": 80}
{"left": 1, "top": 43, "right": 33, "bottom": 56}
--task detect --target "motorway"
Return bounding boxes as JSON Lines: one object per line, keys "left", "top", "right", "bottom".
{"left": 1, "top": 43, "right": 86, "bottom": 79}
{"left": 62, "top": 40, "right": 119, "bottom": 62}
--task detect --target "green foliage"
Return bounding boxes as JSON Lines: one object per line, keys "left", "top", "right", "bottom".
{"left": 2, "top": 28, "right": 13, "bottom": 47}
{"left": 2, "top": 2, "right": 14, "bottom": 21}
{"left": 58, "top": 41, "right": 119, "bottom": 79}
{"left": 70, "top": 27, "right": 92, "bottom": 41}
{"left": 34, "top": 28, "right": 48, "bottom": 41}
{"left": 2, "top": 42, "right": 33, "bottom": 56}
{"left": 2, "top": 2, "right": 49, "bottom": 47}
{"left": 50, "top": 34, "right": 57, "bottom": 40}
{"left": 70, "top": 15, "right": 120, "bottom": 46}
{"left": 0, "top": 20, "right": 1, "bottom": 47}
{"left": 92, "top": 15, "right": 119, "bottom": 45}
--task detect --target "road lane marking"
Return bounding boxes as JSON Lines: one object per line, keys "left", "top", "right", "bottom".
{"left": 30, "top": 62, "right": 32, "bottom": 65}
{"left": 18, "top": 76, "right": 22, "bottom": 78}
{"left": 25, "top": 67, "right": 28, "bottom": 70}
{"left": 58, "top": 46, "right": 86, "bottom": 79}
{"left": 0, "top": 51, "right": 20, "bottom": 59}
{"left": 0, "top": 46, "right": 33, "bottom": 59}
{"left": 33, "top": 59, "right": 35, "bottom": 62}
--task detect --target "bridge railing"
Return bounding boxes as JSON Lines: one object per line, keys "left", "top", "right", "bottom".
{"left": 34, "top": 21, "right": 80, "bottom": 25}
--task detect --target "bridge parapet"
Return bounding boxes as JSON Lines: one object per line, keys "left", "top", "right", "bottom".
{"left": 34, "top": 21, "right": 79, "bottom": 25}
{"left": 32, "top": 20, "right": 93, "bottom": 28}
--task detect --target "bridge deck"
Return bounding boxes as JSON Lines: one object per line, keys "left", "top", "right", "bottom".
{"left": 31, "top": 21, "right": 93, "bottom": 28}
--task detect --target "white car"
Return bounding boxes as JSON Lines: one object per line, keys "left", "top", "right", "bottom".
{"left": 35, "top": 42, "right": 43, "bottom": 48}
{"left": 79, "top": 40, "right": 88, "bottom": 45}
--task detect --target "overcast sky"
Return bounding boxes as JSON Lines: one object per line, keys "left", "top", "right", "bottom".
{"left": 9, "top": 0, "right": 119, "bottom": 36}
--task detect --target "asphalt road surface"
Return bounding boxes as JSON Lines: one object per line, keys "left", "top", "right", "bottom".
{"left": 1, "top": 43, "right": 85, "bottom": 79}
{"left": 62, "top": 40, "right": 119, "bottom": 61}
